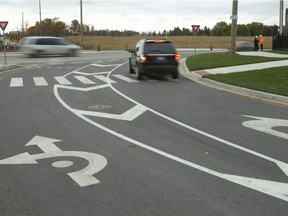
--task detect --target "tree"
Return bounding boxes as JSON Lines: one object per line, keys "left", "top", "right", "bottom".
{"left": 211, "top": 21, "right": 231, "bottom": 36}
{"left": 247, "top": 22, "right": 264, "bottom": 36}
{"left": 54, "top": 20, "right": 67, "bottom": 36}
{"left": 70, "top": 19, "right": 81, "bottom": 35}
{"left": 25, "top": 17, "right": 66, "bottom": 36}
{"left": 182, "top": 27, "right": 191, "bottom": 36}
{"left": 171, "top": 27, "right": 182, "bottom": 36}
{"left": 237, "top": 24, "right": 249, "bottom": 36}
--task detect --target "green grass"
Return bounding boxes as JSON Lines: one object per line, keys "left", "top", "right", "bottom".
{"left": 186, "top": 52, "right": 288, "bottom": 71}
{"left": 205, "top": 67, "right": 288, "bottom": 96}
{"left": 185, "top": 52, "right": 288, "bottom": 96}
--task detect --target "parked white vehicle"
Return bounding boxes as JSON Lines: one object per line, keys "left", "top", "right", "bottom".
{"left": 21, "top": 36, "right": 81, "bottom": 57}
{"left": 0, "top": 37, "right": 20, "bottom": 48}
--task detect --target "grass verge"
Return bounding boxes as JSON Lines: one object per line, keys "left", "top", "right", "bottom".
{"left": 185, "top": 52, "right": 288, "bottom": 96}
{"left": 205, "top": 67, "right": 288, "bottom": 96}
{"left": 186, "top": 52, "right": 288, "bottom": 71}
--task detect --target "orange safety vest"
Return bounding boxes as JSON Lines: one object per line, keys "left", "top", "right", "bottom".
{"left": 259, "top": 36, "right": 264, "bottom": 45}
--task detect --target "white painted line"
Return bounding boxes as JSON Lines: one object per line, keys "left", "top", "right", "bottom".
{"left": 94, "top": 75, "right": 117, "bottom": 83}
{"left": 54, "top": 61, "right": 288, "bottom": 200}
{"left": 92, "top": 63, "right": 120, "bottom": 67}
{"left": 54, "top": 76, "right": 72, "bottom": 85}
{"left": 112, "top": 74, "right": 138, "bottom": 83}
{"left": 74, "top": 76, "right": 96, "bottom": 84}
{"left": 33, "top": 77, "right": 48, "bottom": 86}
{"left": 54, "top": 86, "right": 288, "bottom": 201}
{"left": 10, "top": 77, "right": 23, "bottom": 87}
{"left": 74, "top": 104, "right": 147, "bottom": 121}
{"left": 47, "top": 63, "right": 65, "bottom": 65}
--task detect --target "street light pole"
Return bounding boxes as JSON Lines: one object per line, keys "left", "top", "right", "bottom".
{"left": 230, "top": 0, "right": 238, "bottom": 54}
{"left": 280, "top": 0, "right": 284, "bottom": 35}
{"left": 39, "top": 0, "right": 42, "bottom": 36}
{"left": 80, "top": 0, "right": 84, "bottom": 48}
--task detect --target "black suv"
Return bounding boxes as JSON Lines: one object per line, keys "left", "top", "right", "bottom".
{"left": 128, "top": 39, "right": 180, "bottom": 80}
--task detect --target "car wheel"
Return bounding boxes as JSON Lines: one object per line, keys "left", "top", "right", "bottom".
{"left": 67, "top": 49, "right": 76, "bottom": 57}
{"left": 171, "top": 71, "right": 179, "bottom": 79}
{"left": 34, "top": 50, "right": 43, "bottom": 57}
{"left": 129, "top": 59, "right": 135, "bottom": 74}
{"left": 135, "top": 64, "right": 143, "bottom": 80}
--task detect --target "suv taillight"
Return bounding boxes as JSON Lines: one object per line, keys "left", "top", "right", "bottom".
{"left": 175, "top": 54, "right": 181, "bottom": 61}
{"left": 140, "top": 55, "right": 147, "bottom": 62}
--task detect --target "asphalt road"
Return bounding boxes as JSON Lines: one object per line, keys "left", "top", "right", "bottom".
{"left": 0, "top": 51, "right": 288, "bottom": 216}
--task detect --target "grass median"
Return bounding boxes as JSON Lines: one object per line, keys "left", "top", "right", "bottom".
{"left": 186, "top": 52, "right": 288, "bottom": 96}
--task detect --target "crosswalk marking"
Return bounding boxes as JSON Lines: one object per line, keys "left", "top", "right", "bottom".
{"left": 74, "top": 76, "right": 96, "bottom": 84}
{"left": 112, "top": 74, "right": 138, "bottom": 83}
{"left": 5, "top": 74, "right": 141, "bottom": 88}
{"left": 10, "top": 78, "right": 23, "bottom": 87}
{"left": 94, "top": 75, "right": 117, "bottom": 83}
{"left": 54, "top": 76, "right": 72, "bottom": 85}
{"left": 33, "top": 77, "right": 49, "bottom": 86}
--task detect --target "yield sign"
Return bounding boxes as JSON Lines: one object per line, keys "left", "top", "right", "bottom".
{"left": 192, "top": 25, "right": 200, "bottom": 32}
{"left": 0, "top": 21, "right": 8, "bottom": 31}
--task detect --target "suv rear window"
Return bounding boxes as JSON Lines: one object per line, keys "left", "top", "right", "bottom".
{"left": 144, "top": 41, "right": 176, "bottom": 54}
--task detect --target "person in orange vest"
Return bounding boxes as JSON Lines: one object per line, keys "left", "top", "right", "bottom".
{"left": 259, "top": 35, "right": 264, "bottom": 51}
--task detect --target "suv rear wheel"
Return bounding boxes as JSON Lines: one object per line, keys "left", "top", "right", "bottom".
{"left": 171, "top": 71, "right": 179, "bottom": 79}
{"left": 129, "top": 58, "right": 135, "bottom": 74}
{"left": 135, "top": 64, "right": 143, "bottom": 80}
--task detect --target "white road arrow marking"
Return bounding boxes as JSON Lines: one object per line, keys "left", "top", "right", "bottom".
{"left": 53, "top": 61, "right": 288, "bottom": 200}
{"left": 26, "top": 135, "right": 62, "bottom": 153}
{"left": 242, "top": 115, "right": 288, "bottom": 140}
{"left": 0, "top": 136, "right": 107, "bottom": 187}
{"left": 73, "top": 104, "right": 147, "bottom": 121}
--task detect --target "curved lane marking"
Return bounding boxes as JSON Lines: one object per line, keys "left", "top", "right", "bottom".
{"left": 53, "top": 61, "right": 288, "bottom": 201}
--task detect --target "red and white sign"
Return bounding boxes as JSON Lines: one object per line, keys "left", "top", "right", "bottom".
{"left": 192, "top": 25, "right": 200, "bottom": 33}
{"left": 0, "top": 21, "right": 8, "bottom": 31}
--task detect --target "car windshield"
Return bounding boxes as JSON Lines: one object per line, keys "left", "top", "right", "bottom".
{"left": 144, "top": 42, "right": 176, "bottom": 54}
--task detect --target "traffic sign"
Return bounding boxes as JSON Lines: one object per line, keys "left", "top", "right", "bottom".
{"left": 9, "top": 34, "right": 21, "bottom": 42}
{"left": 192, "top": 25, "right": 200, "bottom": 33}
{"left": 0, "top": 21, "right": 8, "bottom": 31}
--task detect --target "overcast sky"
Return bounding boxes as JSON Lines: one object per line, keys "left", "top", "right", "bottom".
{"left": 1, "top": 0, "right": 287, "bottom": 33}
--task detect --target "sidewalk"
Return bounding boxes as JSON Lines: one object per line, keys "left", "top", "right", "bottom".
{"left": 192, "top": 51, "right": 288, "bottom": 77}
{"left": 0, "top": 64, "right": 21, "bottom": 71}
{"left": 179, "top": 51, "right": 288, "bottom": 105}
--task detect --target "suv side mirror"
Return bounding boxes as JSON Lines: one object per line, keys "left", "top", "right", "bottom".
{"left": 128, "top": 48, "right": 135, "bottom": 53}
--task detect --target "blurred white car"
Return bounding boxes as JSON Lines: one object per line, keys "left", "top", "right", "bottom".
{"left": 21, "top": 36, "right": 81, "bottom": 57}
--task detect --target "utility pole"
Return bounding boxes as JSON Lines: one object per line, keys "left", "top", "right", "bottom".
{"left": 22, "top": 12, "right": 24, "bottom": 35}
{"left": 279, "top": 0, "right": 284, "bottom": 35}
{"left": 80, "top": 0, "right": 84, "bottom": 48}
{"left": 39, "top": 0, "right": 42, "bottom": 36}
{"left": 230, "top": 0, "right": 238, "bottom": 54}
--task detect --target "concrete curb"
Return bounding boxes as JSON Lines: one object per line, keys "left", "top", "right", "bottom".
{"left": 179, "top": 58, "right": 288, "bottom": 106}
{"left": 0, "top": 64, "right": 21, "bottom": 72}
